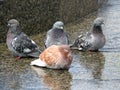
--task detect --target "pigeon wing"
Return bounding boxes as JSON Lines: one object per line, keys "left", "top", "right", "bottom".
{"left": 12, "top": 33, "right": 38, "bottom": 54}
{"left": 44, "top": 29, "right": 52, "bottom": 48}
{"left": 80, "top": 32, "right": 93, "bottom": 51}
{"left": 71, "top": 32, "right": 92, "bottom": 51}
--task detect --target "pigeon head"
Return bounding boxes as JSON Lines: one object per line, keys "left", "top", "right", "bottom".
{"left": 93, "top": 17, "right": 104, "bottom": 26}
{"left": 53, "top": 21, "right": 64, "bottom": 29}
{"left": 7, "top": 19, "right": 19, "bottom": 28}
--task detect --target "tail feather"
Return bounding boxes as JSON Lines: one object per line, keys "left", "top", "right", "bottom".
{"left": 30, "top": 59, "right": 47, "bottom": 67}
{"left": 28, "top": 50, "right": 41, "bottom": 58}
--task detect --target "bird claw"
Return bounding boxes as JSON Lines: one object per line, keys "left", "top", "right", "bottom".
{"left": 15, "top": 56, "right": 21, "bottom": 60}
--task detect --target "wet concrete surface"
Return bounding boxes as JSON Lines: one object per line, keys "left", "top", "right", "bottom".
{"left": 1, "top": 0, "right": 120, "bottom": 90}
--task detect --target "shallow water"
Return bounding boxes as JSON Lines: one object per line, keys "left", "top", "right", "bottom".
{"left": 1, "top": 0, "right": 120, "bottom": 90}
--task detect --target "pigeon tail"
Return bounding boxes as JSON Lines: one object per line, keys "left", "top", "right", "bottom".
{"left": 30, "top": 59, "right": 47, "bottom": 67}
{"left": 28, "top": 50, "right": 41, "bottom": 58}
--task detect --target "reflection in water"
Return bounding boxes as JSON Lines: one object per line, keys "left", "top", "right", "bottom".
{"left": 31, "top": 66, "right": 72, "bottom": 90}
{"left": 79, "top": 52, "right": 105, "bottom": 80}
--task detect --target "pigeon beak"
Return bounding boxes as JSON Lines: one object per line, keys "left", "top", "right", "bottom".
{"left": 7, "top": 23, "right": 11, "bottom": 27}
{"left": 60, "top": 26, "right": 63, "bottom": 29}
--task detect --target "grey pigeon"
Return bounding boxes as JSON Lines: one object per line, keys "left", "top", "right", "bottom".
{"left": 70, "top": 17, "right": 106, "bottom": 51}
{"left": 44, "top": 21, "right": 69, "bottom": 48}
{"left": 6, "top": 19, "right": 41, "bottom": 59}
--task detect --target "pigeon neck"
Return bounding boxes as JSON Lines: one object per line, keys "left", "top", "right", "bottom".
{"left": 92, "top": 25, "right": 103, "bottom": 34}
{"left": 53, "top": 28, "right": 63, "bottom": 33}
{"left": 9, "top": 26, "right": 21, "bottom": 35}
{"left": 52, "top": 28, "right": 64, "bottom": 38}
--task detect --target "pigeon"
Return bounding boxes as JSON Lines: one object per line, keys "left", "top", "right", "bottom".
{"left": 70, "top": 17, "right": 106, "bottom": 51}
{"left": 31, "top": 45, "right": 73, "bottom": 69}
{"left": 6, "top": 19, "right": 41, "bottom": 59}
{"left": 44, "top": 21, "right": 69, "bottom": 48}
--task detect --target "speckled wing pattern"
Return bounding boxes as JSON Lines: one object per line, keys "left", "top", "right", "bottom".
{"left": 73, "top": 32, "right": 92, "bottom": 51}
{"left": 12, "top": 32, "right": 38, "bottom": 54}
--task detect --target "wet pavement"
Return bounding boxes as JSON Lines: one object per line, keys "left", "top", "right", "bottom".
{"left": 1, "top": 0, "right": 120, "bottom": 90}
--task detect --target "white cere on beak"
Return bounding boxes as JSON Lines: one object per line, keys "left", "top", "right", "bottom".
{"left": 7, "top": 23, "right": 11, "bottom": 27}
{"left": 60, "top": 26, "right": 63, "bottom": 29}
